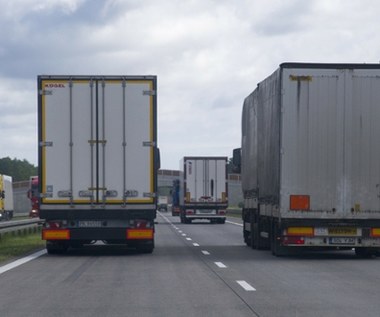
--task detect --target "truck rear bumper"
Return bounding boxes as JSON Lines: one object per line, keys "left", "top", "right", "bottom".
{"left": 42, "top": 227, "right": 154, "bottom": 241}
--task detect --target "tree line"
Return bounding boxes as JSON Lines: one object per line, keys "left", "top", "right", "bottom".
{"left": 0, "top": 157, "right": 37, "bottom": 182}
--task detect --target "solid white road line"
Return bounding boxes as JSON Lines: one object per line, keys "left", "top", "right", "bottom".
{"left": 214, "top": 262, "right": 227, "bottom": 268}
{"left": 0, "top": 249, "right": 47, "bottom": 275}
{"left": 226, "top": 220, "right": 243, "bottom": 227}
{"left": 237, "top": 280, "right": 256, "bottom": 291}
{"left": 193, "top": 243, "right": 200, "bottom": 247}
{"left": 201, "top": 250, "right": 210, "bottom": 255}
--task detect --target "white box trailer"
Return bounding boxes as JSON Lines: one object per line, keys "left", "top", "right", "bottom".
{"left": 38, "top": 75, "right": 159, "bottom": 253}
{"left": 234, "top": 63, "right": 380, "bottom": 256}
{"left": 179, "top": 157, "right": 228, "bottom": 224}
{"left": 0, "top": 174, "right": 14, "bottom": 220}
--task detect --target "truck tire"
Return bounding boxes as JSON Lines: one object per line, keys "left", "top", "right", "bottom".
{"left": 136, "top": 240, "right": 154, "bottom": 254}
{"left": 355, "top": 248, "right": 376, "bottom": 258}
{"left": 271, "top": 237, "right": 289, "bottom": 257}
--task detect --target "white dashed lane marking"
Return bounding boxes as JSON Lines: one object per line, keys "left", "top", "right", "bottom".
{"left": 214, "top": 262, "right": 227, "bottom": 268}
{"left": 237, "top": 280, "right": 256, "bottom": 291}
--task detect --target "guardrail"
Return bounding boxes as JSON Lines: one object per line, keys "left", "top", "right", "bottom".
{"left": 227, "top": 208, "right": 242, "bottom": 216}
{"left": 0, "top": 219, "right": 43, "bottom": 239}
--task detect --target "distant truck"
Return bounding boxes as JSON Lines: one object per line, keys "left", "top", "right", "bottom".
{"left": 0, "top": 174, "right": 13, "bottom": 221}
{"left": 157, "top": 196, "right": 168, "bottom": 212}
{"left": 233, "top": 63, "right": 380, "bottom": 257}
{"left": 38, "top": 75, "right": 159, "bottom": 254}
{"left": 27, "top": 176, "right": 39, "bottom": 218}
{"left": 178, "top": 157, "right": 228, "bottom": 224}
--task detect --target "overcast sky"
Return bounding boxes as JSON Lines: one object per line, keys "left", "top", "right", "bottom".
{"left": 1, "top": 0, "right": 380, "bottom": 170}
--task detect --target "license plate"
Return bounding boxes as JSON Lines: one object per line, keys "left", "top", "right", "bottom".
{"left": 329, "top": 237, "right": 356, "bottom": 245}
{"left": 197, "top": 210, "right": 216, "bottom": 214}
{"left": 328, "top": 227, "right": 357, "bottom": 235}
{"left": 78, "top": 221, "right": 102, "bottom": 228}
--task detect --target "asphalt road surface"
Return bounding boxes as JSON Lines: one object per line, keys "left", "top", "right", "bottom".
{"left": 0, "top": 212, "right": 379, "bottom": 317}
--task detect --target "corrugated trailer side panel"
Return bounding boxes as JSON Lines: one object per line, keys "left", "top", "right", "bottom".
{"left": 241, "top": 90, "right": 258, "bottom": 198}
{"left": 257, "top": 69, "right": 282, "bottom": 208}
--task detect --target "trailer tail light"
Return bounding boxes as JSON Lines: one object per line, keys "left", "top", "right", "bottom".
{"left": 45, "top": 220, "right": 67, "bottom": 229}
{"left": 42, "top": 229, "right": 70, "bottom": 240}
{"left": 287, "top": 227, "right": 314, "bottom": 236}
{"left": 134, "top": 219, "right": 151, "bottom": 229}
{"left": 370, "top": 228, "right": 380, "bottom": 237}
{"left": 218, "top": 210, "right": 226, "bottom": 215}
{"left": 290, "top": 195, "right": 310, "bottom": 210}
{"left": 186, "top": 210, "right": 194, "bottom": 215}
{"left": 127, "top": 229, "right": 154, "bottom": 240}
{"left": 283, "top": 236, "right": 305, "bottom": 245}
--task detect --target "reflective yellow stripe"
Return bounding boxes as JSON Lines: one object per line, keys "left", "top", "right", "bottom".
{"left": 287, "top": 227, "right": 314, "bottom": 236}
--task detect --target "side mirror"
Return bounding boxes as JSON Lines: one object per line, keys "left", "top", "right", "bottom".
{"left": 232, "top": 148, "right": 241, "bottom": 173}
{"left": 155, "top": 148, "right": 161, "bottom": 171}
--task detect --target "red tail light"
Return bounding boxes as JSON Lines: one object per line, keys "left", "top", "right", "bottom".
{"left": 282, "top": 236, "right": 305, "bottom": 245}
{"left": 135, "top": 219, "right": 149, "bottom": 228}
{"left": 186, "top": 210, "right": 194, "bottom": 215}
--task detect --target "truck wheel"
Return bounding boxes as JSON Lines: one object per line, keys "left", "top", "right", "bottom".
{"left": 136, "top": 240, "right": 154, "bottom": 254}
{"left": 355, "top": 248, "right": 376, "bottom": 258}
{"left": 271, "top": 239, "right": 288, "bottom": 257}
{"left": 243, "top": 229, "right": 252, "bottom": 246}
{"left": 219, "top": 218, "right": 226, "bottom": 224}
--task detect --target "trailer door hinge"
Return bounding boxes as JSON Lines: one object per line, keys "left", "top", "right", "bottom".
{"left": 39, "top": 89, "right": 53, "bottom": 95}
{"left": 40, "top": 193, "right": 53, "bottom": 198}
{"left": 143, "top": 90, "right": 156, "bottom": 96}
{"left": 143, "top": 192, "right": 156, "bottom": 198}
{"left": 40, "top": 141, "right": 53, "bottom": 147}
{"left": 143, "top": 141, "right": 156, "bottom": 147}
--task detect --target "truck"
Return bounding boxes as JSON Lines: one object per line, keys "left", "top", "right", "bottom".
{"left": 178, "top": 157, "right": 228, "bottom": 224}
{"left": 27, "top": 176, "right": 39, "bottom": 218}
{"left": 0, "top": 174, "right": 14, "bottom": 221}
{"left": 157, "top": 196, "right": 168, "bottom": 212}
{"left": 38, "top": 75, "right": 159, "bottom": 254}
{"left": 233, "top": 63, "right": 380, "bottom": 257}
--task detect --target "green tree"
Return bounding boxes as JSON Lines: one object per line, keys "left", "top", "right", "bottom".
{"left": 0, "top": 157, "right": 37, "bottom": 181}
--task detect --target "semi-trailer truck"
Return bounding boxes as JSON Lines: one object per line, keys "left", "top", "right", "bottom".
{"left": 0, "top": 174, "right": 13, "bottom": 221}
{"left": 38, "top": 75, "right": 159, "bottom": 253}
{"left": 233, "top": 63, "right": 380, "bottom": 256}
{"left": 178, "top": 157, "right": 228, "bottom": 224}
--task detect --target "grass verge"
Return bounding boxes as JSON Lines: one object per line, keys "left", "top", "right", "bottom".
{"left": 0, "top": 232, "right": 45, "bottom": 264}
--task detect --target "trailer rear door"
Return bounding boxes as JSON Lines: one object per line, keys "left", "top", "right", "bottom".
{"left": 39, "top": 76, "right": 157, "bottom": 208}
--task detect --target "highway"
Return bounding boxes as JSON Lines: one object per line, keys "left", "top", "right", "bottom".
{"left": 1, "top": 212, "right": 379, "bottom": 317}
